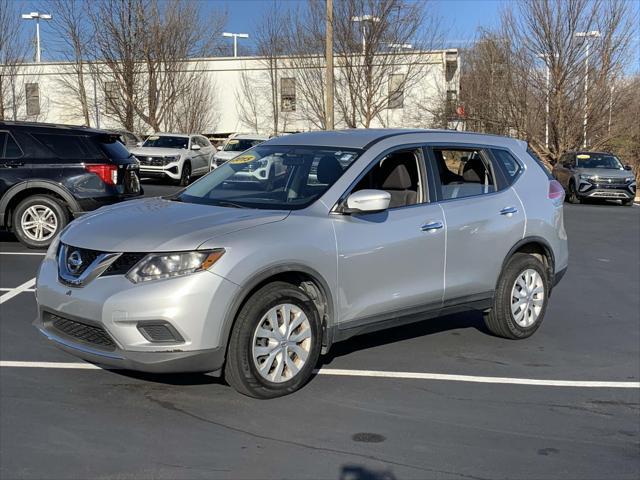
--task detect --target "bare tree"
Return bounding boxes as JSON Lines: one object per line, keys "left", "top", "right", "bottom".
{"left": 49, "top": 0, "right": 94, "bottom": 126}
{"left": 0, "top": 0, "right": 27, "bottom": 120}
{"left": 235, "top": 69, "right": 266, "bottom": 133}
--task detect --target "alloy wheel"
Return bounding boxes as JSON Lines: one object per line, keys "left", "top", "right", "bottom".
{"left": 251, "top": 303, "right": 312, "bottom": 383}
{"left": 20, "top": 205, "right": 58, "bottom": 242}
{"left": 510, "top": 269, "right": 545, "bottom": 327}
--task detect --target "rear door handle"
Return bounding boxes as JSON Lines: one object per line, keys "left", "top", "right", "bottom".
{"left": 1, "top": 161, "right": 24, "bottom": 168}
{"left": 500, "top": 206, "right": 518, "bottom": 216}
{"left": 421, "top": 221, "right": 444, "bottom": 232}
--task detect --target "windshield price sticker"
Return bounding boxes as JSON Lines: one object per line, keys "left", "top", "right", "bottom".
{"left": 230, "top": 154, "right": 256, "bottom": 164}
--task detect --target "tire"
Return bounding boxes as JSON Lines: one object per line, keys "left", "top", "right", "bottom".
{"left": 225, "top": 281, "right": 322, "bottom": 398}
{"left": 177, "top": 162, "right": 191, "bottom": 186}
{"left": 484, "top": 253, "right": 549, "bottom": 339}
{"left": 622, "top": 198, "right": 634, "bottom": 207}
{"left": 12, "top": 195, "right": 69, "bottom": 249}
{"left": 567, "top": 182, "right": 581, "bottom": 204}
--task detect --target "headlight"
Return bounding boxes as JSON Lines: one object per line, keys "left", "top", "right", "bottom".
{"left": 164, "top": 155, "right": 181, "bottom": 164}
{"left": 625, "top": 177, "right": 635, "bottom": 183}
{"left": 126, "top": 249, "right": 225, "bottom": 284}
{"left": 579, "top": 174, "right": 596, "bottom": 181}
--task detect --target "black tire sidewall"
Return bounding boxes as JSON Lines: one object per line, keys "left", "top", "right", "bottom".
{"left": 179, "top": 163, "right": 191, "bottom": 186}
{"left": 568, "top": 182, "right": 580, "bottom": 204}
{"left": 494, "top": 254, "right": 550, "bottom": 339}
{"left": 229, "top": 283, "right": 322, "bottom": 398}
{"left": 12, "top": 195, "right": 68, "bottom": 249}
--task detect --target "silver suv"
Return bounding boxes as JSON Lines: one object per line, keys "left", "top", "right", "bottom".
{"left": 35, "top": 130, "right": 569, "bottom": 398}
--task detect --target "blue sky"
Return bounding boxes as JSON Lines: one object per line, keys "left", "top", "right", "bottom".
{"left": 17, "top": 0, "right": 640, "bottom": 72}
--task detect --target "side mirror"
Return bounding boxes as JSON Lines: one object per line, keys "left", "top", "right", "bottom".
{"left": 217, "top": 145, "right": 224, "bottom": 151}
{"left": 191, "top": 144, "right": 201, "bottom": 151}
{"left": 136, "top": 142, "right": 143, "bottom": 147}
{"left": 343, "top": 189, "right": 391, "bottom": 214}
{"left": 624, "top": 164, "right": 633, "bottom": 171}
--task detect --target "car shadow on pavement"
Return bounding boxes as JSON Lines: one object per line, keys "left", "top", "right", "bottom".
{"left": 319, "top": 309, "right": 489, "bottom": 366}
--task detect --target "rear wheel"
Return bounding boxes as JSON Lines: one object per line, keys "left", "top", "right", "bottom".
{"left": 567, "top": 182, "right": 581, "bottom": 204}
{"left": 225, "top": 281, "right": 322, "bottom": 398}
{"left": 484, "top": 253, "right": 549, "bottom": 339}
{"left": 12, "top": 195, "right": 69, "bottom": 249}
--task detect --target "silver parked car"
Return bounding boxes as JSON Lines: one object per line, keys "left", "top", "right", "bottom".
{"left": 35, "top": 129, "right": 569, "bottom": 398}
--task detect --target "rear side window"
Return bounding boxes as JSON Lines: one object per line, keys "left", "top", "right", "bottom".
{"left": 0, "top": 132, "right": 24, "bottom": 159}
{"left": 491, "top": 149, "right": 522, "bottom": 182}
{"left": 96, "top": 135, "right": 133, "bottom": 160}
{"left": 431, "top": 147, "right": 497, "bottom": 200}
{"left": 31, "top": 133, "right": 103, "bottom": 160}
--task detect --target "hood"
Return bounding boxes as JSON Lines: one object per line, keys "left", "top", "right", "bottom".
{"left": 130, "top": 147, "right": 187, "bottom": 157}
{"left": 62, "top": 197, "right": 289, "bottom": 252}
{"left": 214, "top": 151, "right": 241, "bottom": 161}
{"left": 575, "top": 167, "right": 632, "bottom": 179}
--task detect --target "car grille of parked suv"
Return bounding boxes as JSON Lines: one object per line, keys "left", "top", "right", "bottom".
{"left": 59, "top": 244, "right": 146, "bottom": 277}
{"left": 49, "top": 313, "right": 116, "bottom": 351}
{"left": 135, "top": 155, "right": 169, "bottom": 166}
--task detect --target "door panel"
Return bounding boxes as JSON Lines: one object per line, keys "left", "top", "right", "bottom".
{"left": 333, "top": 203, "right": 445, "bottom": 326}
{"left": 0, "top": 132, "right": 31, "bottom": 200}
{"left": 440, "top": 188, "right": 525, "bottom": 300}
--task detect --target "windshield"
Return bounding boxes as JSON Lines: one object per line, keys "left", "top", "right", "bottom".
{"left": 143, "top": 136, "right": 189, "bottom": 149}
{"left": 224, "top": 138, "right": 264, "bottom": 152}
{"left": 576, "top": 154, "right": 623, "bottom": 169}
{"left": 178, "top": 145, "right": 362, "bottom": 210}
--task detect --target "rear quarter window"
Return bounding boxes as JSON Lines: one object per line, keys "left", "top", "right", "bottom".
{"left": 31, "top": 133, "right": 103, "bottom": 160}
{"left": 491, "top": 149, "right": 522, "bottom": 182}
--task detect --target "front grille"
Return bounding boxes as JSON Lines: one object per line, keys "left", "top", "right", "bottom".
{"left": 104, "top": 253, "right": 146, "bottom": 276}
{"left": 60, "top": 245, "right": 101, "bottom": 276}
{"left": 135, "top": 155, "right": 169, "bottom": 167}
{"left": 51, "top": 314, "right": 116, "bottom": 351}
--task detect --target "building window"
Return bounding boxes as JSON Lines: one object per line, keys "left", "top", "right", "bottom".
{"left": 281, "top": 77, "right": 296, "bottom": 112}
{"left": 25, "top": 83, "right": 40, "bottom": 116}
{"left": 388, "top": 74, "right": 405, "bottom": 109}
{"left": 446, "top": 89, "right": 458, "bottom": 117}
{"left": 105, "top": 82, "right": 119, "bottom": 115}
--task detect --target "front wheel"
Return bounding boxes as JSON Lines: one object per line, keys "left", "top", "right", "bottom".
{"left": 484, "top": 253, "right": 549, "bottom": 339}
{"left": 177, "top": 162, "right": 191, "bottom": 186}
{"left": 622, "top": 198, "right": 634, "bottom": 207}
{"left": 567, "top": 182, "right": 581, "bottom": 204}
{"left": 225, "top": 281, "right": 322, "bottom": 398}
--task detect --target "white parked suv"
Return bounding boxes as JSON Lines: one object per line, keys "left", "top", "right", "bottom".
{"left": 211, "top": 134, "right": 269, "bottom": 169}
{"left": 131, "top": 133, "right": 214, "bottom": 185}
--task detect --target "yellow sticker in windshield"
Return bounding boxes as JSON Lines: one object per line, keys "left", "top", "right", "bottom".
{"left": 230, "top": 154, "right": 256, "bottom": 164}
{"left": 227, "top": 139, "right": 240, "bottom": 144}
{"left": 576, "top": 154, "right": 591, "bottom": 159}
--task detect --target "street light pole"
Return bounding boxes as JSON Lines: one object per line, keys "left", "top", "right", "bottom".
{"left": 21, "top": 12, "right": 52, "bottom": 63}
{"left": 222, "top": 32, "right": 249, "bottom": 58}
{"left": 537, "top": 53, "right": 556, "bottom": 150}
{"left": 351, "top": 15, "right": 380, "bottom": 54}
{"left": 325, "top": 0, "right": 334, "bottom": 130}
{"left": 575, "top": 30, "right": 601, "bottom": 149}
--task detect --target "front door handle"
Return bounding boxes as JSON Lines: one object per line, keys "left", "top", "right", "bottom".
{"left": 421, "top": 221, "right": 444, "bottom": 232}
{"left": 500, "top": 206, "right": 518, "bottom": 216}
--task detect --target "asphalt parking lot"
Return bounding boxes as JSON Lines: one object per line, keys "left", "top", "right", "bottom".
{"left": 1, "top": 182, "right": 638, "bottom": 480}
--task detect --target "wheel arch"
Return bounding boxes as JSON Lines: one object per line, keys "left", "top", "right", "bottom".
{"left": 0, "top": 181, "right": 79, "bottom": 228}
{"left": 501, "top": 237, "right": 556, "bottom": 285}
{"left": 219, "top": 263, "right": 336, "bottom": 361}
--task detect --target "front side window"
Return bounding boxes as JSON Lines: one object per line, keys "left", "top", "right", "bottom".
{"left": 576, "top": 153, "right": 624, "bottom": 169}
{"left": 143, "top": 135, "right": 189, "bottom": 149}
{"left": 432, "top": 148, "right": 496, "bottom": 200}
{"left": 178, "top": 145, "right": 361, "bottom": 210}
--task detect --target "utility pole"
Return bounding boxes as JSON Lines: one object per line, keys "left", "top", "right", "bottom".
{"left": 21, "top": 12, "right": 52, "bottom": 63}
{"left": 575, "top": 30, "right": 601, "bottom": 149}
{"left": 325, "top": 0, "right": 334, "bottom": 130}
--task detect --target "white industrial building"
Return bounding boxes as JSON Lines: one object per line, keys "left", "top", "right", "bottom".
{"left": 1, "top": 49, "right": 460, "bottom": 136}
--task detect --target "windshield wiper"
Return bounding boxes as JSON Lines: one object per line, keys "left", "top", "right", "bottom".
{"left": 213, "top": 200, "right": 249, "bottom": 209}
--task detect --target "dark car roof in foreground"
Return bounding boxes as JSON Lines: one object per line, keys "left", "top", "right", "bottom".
{"left": 266, "top": 128, "right": 525, "bottom": 150}
{"left": 0, "top": 120, "right": 108, "bottom": 136}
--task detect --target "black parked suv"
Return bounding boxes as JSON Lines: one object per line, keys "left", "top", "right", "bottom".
{"left": 0, "top": 121, "right": 141, "bottom": 248}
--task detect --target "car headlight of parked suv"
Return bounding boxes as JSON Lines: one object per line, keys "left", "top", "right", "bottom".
{"left": 164, "top": 155, "right": 181, "bottom": 164}
{"left": 579, "top": 174, "right": 597, "bottom": 181}
{"left": 126, "top": 249, "right": 225, "bottom": 283}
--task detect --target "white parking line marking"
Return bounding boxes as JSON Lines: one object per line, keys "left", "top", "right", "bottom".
{"left": 0, "top": 252, "right": 45, "bottom": 256}
{"left": 0, "top": 361, "right": 638, "bottom": 389}
{"left": 0, "top": 278, "right": 36, "bottom": 304}
{"left": 314, "top": 369, "right": 640, "bottom": 388}
{"left": 0, "top": 288, "right": 35, "bottom": 292}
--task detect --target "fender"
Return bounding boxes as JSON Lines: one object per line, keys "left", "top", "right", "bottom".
{"left": 501, "top": 236, "right": 556, "bottom": 283}
{"left": 0, "top": 180, "right": 81, "bottom": 227}
{"left": 218, "top": 263, "right": 336, "bottom": 357}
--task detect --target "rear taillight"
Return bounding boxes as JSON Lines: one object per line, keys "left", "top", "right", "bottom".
{"left": 548, "top": 179, "right": 564, "bottom": 201}
{"left": 86, "top": 164, "right": 118, "bottom": 185}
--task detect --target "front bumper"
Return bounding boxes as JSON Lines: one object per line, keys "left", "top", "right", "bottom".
{"left": 139, "top": 163, "right": 181, "bottom": 180}
{"left": 34, "top": 256, "right": 239, "bottom": 373}
{"left": 577, "top": 179, "right": 636, "bottom": 199}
